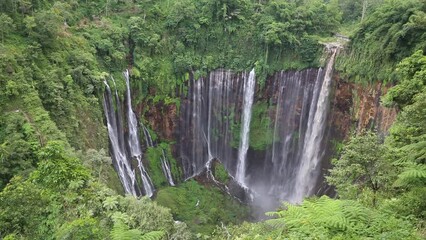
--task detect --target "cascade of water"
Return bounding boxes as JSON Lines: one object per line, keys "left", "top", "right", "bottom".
{"left": 102, "top": 81, "right": 137, "bottom": 196}
{"left": 161, "top": 149, "right": 175, "bottom": 186}
{"left": 235, "top": 69, "right": 256, "bottom": 185}
{"left": 112, "top": 77, "right": 128, "bottom": 162}
{"left": 180, "top": 70, "right": 244, "bottom": 179}
{"left": 142, "top": 123, "right": 154, "bottom": 148}
{"left": 190, "top": 74, "right": 204, "bottom": 178}
{"left": 142, "top": 122, "right": 176, "bottom": 186}
{"left": 179, "top": 48, "right": 337, "bottom": 204}
{"left": 264, "top": 69, "right": 323, "bottom": 199}
{"left": 124, "top": 70, "right": 154, "bottom": 197}
{"left": 125, "top": 70, "right": 142, "bottom": 156}
{"left": 136, "top": 155, "right": 154, "bottom": 196}
{"left": 291, "top": 47, "right": 338, "bottom": 202}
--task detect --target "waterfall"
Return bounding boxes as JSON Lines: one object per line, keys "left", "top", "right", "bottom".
{"left": 124, "top": 70, "right": 154, "bottom": 197}
{"left": 291, "top": 47, "right": 338, "bottom": 202}
{"left": 235, "top": 69, "right": 256, "bottom": 185}
{"left": 255, "top": 69, "right": 323, "bottom": 201}
{"left": 141, "top": 121, "right": 175, "bottom": 187}
{"left": 103, "top": 71, "right": 155, "bottom": 197}
{"left": 161, "top": 149, "right": 175, "bottom": 186}
{"left": 102, "top": 81, "right": 137, "bottom": 196}
{"left": 180, "top": 70, "right": 245, "bottom": 179}
{"left": 180, "top": 47, "right": 338, "bottom": 204}
{"left": 142, "top": 123, "right": 154, "bottom": 148}
{"left": 125, "top": 70, "right": 142, "bottom": 157}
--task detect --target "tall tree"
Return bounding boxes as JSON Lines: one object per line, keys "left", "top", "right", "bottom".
{"left": 327, "top": 132, "right": 395, "bottom": 206}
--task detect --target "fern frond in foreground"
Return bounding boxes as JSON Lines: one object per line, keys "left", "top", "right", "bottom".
{"left": 213, "top": 196, "right": 421, "bottom": 240}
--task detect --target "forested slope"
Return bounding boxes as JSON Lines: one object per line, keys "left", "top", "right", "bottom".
{"left": 0, "top": 0, "right": 425, "bottom": 239}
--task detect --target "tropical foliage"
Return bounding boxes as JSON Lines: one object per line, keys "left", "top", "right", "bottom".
{"left": 0, "top": 141, "right": 191, "bottom": 239}
{"left": 337, "top": 0, "right": 426, "bottom": 83}
{"left": 0, "top": 0, "right": 425, "bottom": 239}
{"left": 213, "top": 196, "right": 419, "bottom": 239}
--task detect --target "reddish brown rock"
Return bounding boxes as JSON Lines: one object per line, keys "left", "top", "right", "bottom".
{"left": 330, "top": 74, "right": 398, "bottom": 140}
{"left": 136, "top": 100, "right": 178, "bottom": 141}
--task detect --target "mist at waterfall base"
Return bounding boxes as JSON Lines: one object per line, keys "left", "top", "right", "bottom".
{"left": 179, "top": 48, "right": 338, "bottom": 213}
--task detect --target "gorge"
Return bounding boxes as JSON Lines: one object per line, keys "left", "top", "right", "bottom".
{"left": 1, "top": 0, "right": 424, "bottom": 238}
{"left": 104, "top": 45, "right": 342, "bottom": 207}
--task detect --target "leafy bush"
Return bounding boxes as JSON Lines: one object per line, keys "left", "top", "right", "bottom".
{"left": 155, "top": 180, "right": 249, "bottom": 235}
{"left": 337, "top": 0, "right": 426, "bottom": 83}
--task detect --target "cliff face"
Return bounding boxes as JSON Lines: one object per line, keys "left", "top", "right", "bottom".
{"left": 139, "top": 72, "right": 397, "bottom": 149}
{"left": 136, "top": 101, "right": 178, "bottom": 142}
{"left": 352, "top": 82, "right": 397, "bottom": 134}
{"left": 135, "top": 71, "right": 397, "bottom": 200}
{"left": 329, "top": 74, "right": 397, "bottom": 141}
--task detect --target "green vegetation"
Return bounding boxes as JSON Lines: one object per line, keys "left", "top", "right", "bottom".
{"left": 0, "top": 141, "right": 190, "bottom": 240}
{"left": 212, "top": 196, "right": 419, "bottom": 239}
{"left": 249, "top": 102, "right": 275, "bottom": 150}
{"left": 155, "top": 180, "right": 249, "bottom": 236}
{"left": 337, "top": 0, "right": 426, "bottom": 83}
{"left": 1, "top": 0, "right": 425, "bottom": 239}
{"left": 326, "top": 132, "right": 395, "bottom": 206}
{"left": 230, "top": 102, "right": 275, "bottom": 151}
{"left": 383, "top": 50, "right": 426, "bottom": 108}
{"left": 339, "top": 0, "right": 385, "bottom": 24}
{"left": 145, "top": 142, "right": 181, "bottom": 188}
{"left": 213, "top": 161, "right": 230, "bottom": 184}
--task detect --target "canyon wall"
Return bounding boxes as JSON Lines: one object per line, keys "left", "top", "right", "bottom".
{"left": 135, "top": 70, "right": 397, "bottom": 202}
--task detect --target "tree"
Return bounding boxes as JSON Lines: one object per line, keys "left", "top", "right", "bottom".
{"left": 0, "top": 138, "right": 189, "bottom": 239}
{"left": 384, "top": 51, "right": 426, "bottom": 188}
{"left": 0, "top": 177, "right": 50, "bottom": 237}
{"left": 0, "top": 111, "right": 39, "bottom": 189}
{"left": 54, "top": 217, "right": 105, "bottom": 240}
{"left": 31, "top": 141, "right": 90, "bottom": 191}
{"left": 338, "top": 0, "right": 384, "bottom": 23}
{"left": 383, "top": 50, "right": 426, "bottom": 108}
{"left": 388, "top": 90, "right": 426, "bottom": 188}
{"left": 326, "top": 131, "right": 395, "bottom": 206}
{"left": 79, "top": 148, "right": 112, "bottom": 183}
{"left": 339, "top": 0, "right": 425, "bottom": 83}
{"left": 381, "top": 53, "right": 426, "bottom": 228}
{"left": 0, "top": 13, "right": 14, "bottom": 44}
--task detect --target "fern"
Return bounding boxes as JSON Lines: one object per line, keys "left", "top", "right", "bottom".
{"left": 111, "top": 220, "right": 142, "bottom": 240}
{"left": 110, "top": 218, "right": 165, "bottom": 240}
{"left": 395, "top": 163, "right": 426, "bottom": 187}
{"left": 265, "top": 196, "right": 371, "bottom": 237}
{"left": 265, "top": 218, "right": 286, "bottom": 229}
{"left": 400, "top": 138, "right": 426, "bottom": 163}
{"left": 140, "top": 231, "right": 165, "bottom": 240}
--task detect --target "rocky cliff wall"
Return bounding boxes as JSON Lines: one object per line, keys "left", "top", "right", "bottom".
{"left": 139, "top": 72, "right": 397, "bottom": 149}
{"left": 329, "top": 74, "right": 397, "bottom": 141}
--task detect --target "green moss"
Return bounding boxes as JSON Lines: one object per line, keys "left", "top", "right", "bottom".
{"left": 155, "top": 180, "right": 249, "bottom": 235}
{"left": 145, "top": 147, "right": 167, "bottom": 188}
{"left": 249, "top": 102, "right": 275, "bottom": 151}
{"left": 145, "top": 142, "right": 182, "bottom": 188}
{"left": 213, "top": 162, "right": 229, "bottom": 184}
{"left": 158, "top": 142, "right": 182, "bottom": 184}
{"left": 230, "top": 127, "right": 241, "bottom": 149}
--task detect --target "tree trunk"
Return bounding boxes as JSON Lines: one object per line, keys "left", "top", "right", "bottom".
{"left": 361, "top": 0, "right": 368, "bottom": 21}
